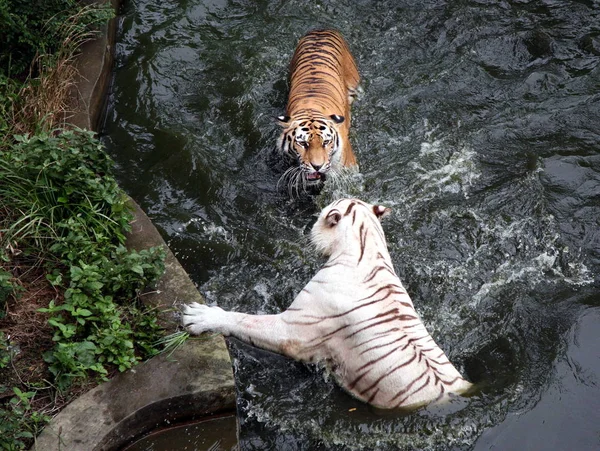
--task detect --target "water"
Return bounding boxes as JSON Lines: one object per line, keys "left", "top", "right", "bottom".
{"left": 101, "top": 0, "right": 600, "bottom": 449}
{"left": 123, "top": 414, "right": 237, "bottom": 450}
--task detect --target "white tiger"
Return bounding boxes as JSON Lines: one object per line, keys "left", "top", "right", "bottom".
{"left": 182, "top": 198, "right": 472, "bottom": 409}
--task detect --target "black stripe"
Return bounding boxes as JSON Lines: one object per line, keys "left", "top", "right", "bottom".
{"left": 357, "top": 352, "right": 418, "bottom": 393}
{"left": 367, "top": 388, "right": 379, "bottom": 404}
{"left": 398, "top": 314, "right": 418, "bottom": 321}
{"left": 348, "top": 368, "right": 372, "bottom": 390}
{"left": 389, "top": 367, "right": 428, "bottom": 403}
{"left": 363, "top": 265, "right": 389, "bottom": 283}
{"left": 303, "top": 297, "right": 388, "bottom": 322}
{"left": 358, "top": 223, "right": 367, "bottom": 263}
{"left": 356, "top": 344, "right": 405, "bottom": 373}
{"left": 345, "top": 315, "right": 399, "bottom": 340}
{"left": 356, "top": 283, "right": 405, "bottom": 302}
{"left": 393, "top": 374, "right": 432, "bottom": 407}
{"left": 352, "top": 328, "right": 401, "bottom": 349}
{"left": 308, "top": 323, "right": 352, "bottom": 346}
{"left": 359, "top": 335, "right": 408, "bottom": 356}
{"left": 400, "top": 335, "right": 431, "bottom": 350}
{"left": 344, "top": 202, "right": 356, "bottom": 216}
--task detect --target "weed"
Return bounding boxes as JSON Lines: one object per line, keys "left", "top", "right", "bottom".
{"left": 1, "top": 129, "right": 166, "bottom": 391}
{"left": 155, "top": 330, "right": 191, "bottom": 357}
{"left": 0, "top": 74, "right": 20, "bottom": 141}
{"left": 0, "top": 130, "right": 126, "bottom": 252}
{"left": 0, "top": 332, "right": 51, "bottom": 451}
{"left": 0, "top": 268, "right": 19, "bottom": 318}
{"left": 0, "top": 0, "right": 113, "bottom": 78}
{"left": 0, "top": 386, "right": 51, "bottom": 451}
{"left": 0, "top": 2, "right": 114, "bottom": 137}
{"left": 0, "top": 331, "right": 11, "bottom": 369}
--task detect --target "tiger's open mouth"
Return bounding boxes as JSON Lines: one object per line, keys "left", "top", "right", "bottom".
{"left": 306, "top": 172, "right": 326, "bottom": 183}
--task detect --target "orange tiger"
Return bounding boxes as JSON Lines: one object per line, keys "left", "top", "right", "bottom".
{"left": 183, "top": 198, "right": 473, "bottom": 409}
{"left": 276, "top": 29, "right": 360, "bottom": 195}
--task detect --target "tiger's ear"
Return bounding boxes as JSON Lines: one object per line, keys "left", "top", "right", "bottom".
{"left": 373, "top": 205, "right": 391, "bottom": 220}
{"left": 277, "top": 115, "right": 291, "bottom": 126}
{"left": 329, "top": 114, "right": 345, "bottom": 124}
{"left": 326, "top": 210, "right": 342, "bottom": 227}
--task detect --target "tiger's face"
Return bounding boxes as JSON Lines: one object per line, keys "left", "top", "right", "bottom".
{"left": 277, "top": 114, "right": 345, "bottom": 193}
{"left": 311, "top": 198, "right": 391, "bottom": 257}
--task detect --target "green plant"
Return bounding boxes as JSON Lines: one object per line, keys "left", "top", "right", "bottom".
{"left": 0, "top": 269, "right": 17, "bottom": 318}
{"left": 0, "top": 387, "right": 51, "bottom": 451}
{"left": 0, "top": 3, "right": 147, "bottom": 449}
{"left": 0, "top": 74, "right": 20, "bottom": 140}
{"left": 155, "top": 330, "right": 191, "bottom": 357}
{"left": 0, "top": 130, "right": 126, "bottom": 250}
{"left": 0, "top": 2, "right": 115, "bottom": 138}
{"left": 0, "top": 129, "right": 166, "bottom": 391}
{"left": 128, "top": 304, "right": 164, "bottom": 357}
{"left": 0, "top": 0, "right": 114, "bottom": 78}
{"left": 0, "top": 331, "right": 11, "bottom": 369}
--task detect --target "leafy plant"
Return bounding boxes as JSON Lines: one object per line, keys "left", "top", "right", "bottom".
{"left": 0, "top": 1, "right": 115, "bottom": 138}
{"left": 0, "top": 130, "right": 126, "bottom": 250}
{"left": 0, "top": 128, "right": 166, "bottom": 391}
{"left": 0, "top": 387, "right": 51, "bottom": 451}
{"left": 0, "top": 0, "right": 114, "bottom": 78}
{"left": 0, "top": 331, "right": 11, "bottom": 369}
{"left": 0, "top": 3, "right": 154, "bottom": 450}
{"left": 0, "top": 268, "right": 19, "bottom": 318}
{"left": 0, "top": 74, "right": 20, "bottom": 140}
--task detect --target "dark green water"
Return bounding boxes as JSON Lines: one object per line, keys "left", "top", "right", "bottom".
{"left": 102, "top": 0, "right": 600, "bottom": 449}
{"left": 123, "top": 414, "right": 237, "bottom": 450}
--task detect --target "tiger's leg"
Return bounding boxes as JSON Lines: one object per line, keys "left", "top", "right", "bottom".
{"left": 182, "top": 302, "right": 305, "bottom": 359}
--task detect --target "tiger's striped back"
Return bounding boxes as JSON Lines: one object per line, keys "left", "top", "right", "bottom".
{"left": 277, "top": 29, "right": 360, "bottom": 195}
{"left": 293, "top": 199, "right": 473, "bottom": 408}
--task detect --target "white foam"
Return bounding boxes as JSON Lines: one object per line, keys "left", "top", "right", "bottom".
{"left": 419, "top": 139, "right": 443, "bottom": 156}
{"left": 381, "top": 142, "right": 481, "bottom": 216}
{"left": 411, "top": 146, "right": 480, "bottom": 196}
{"left": 471, "top": 247, "right": 594, "bottom": 306}
{"left": 253, "top": 282, "right": 272, "bottom": 306}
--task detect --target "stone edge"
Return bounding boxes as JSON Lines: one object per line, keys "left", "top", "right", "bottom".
{"left": 30, "top": 2, "right": 237, "bottom": 450}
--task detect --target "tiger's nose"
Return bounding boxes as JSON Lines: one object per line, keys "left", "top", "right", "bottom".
{"left": 311, "top": 163, "right": 322, "bottom": 172}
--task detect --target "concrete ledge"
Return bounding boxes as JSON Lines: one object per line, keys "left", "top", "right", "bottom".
{"left": 69, "top": 0, "right": 118, "bottom": 131}
{"left": 31, "top": 1, "right": 237, "bottom": 449}
{"left": 33, "top": 338, "right": 235, "bottom": 451}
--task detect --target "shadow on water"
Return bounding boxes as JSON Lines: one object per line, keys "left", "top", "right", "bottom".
{"left": 102, "top": 0, "right": 600, "bottom": 449}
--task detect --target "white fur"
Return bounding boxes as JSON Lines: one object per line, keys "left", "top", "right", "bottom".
{"left": 182, "top": 198, "right": 472, "bottom": 409}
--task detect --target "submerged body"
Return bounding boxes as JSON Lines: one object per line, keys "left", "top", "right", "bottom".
{"left": 183, "top": 198, "right": 472, "bottom": 409}
{"left": 277, "top": 29, "right": 360, "bottom": 195}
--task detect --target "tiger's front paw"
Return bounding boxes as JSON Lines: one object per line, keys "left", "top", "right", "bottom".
{"left": 181, "top": 302, "right": 226, "bottom": 335}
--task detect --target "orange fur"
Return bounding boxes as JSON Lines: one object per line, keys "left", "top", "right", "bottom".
{"left": 277, "top": 29, "right": 360, "bottom": 190}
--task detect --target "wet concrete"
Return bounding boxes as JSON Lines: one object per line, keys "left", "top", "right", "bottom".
{"left": 30, "top": 1, "right": 236, "bottom": 450}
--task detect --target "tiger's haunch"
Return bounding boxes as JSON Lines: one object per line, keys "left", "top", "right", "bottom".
{"left": 276, "top": 29, "right": 360, "bottom": 196}
{"left": 182, "top": 198, "right": 473, "bottom": 410}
